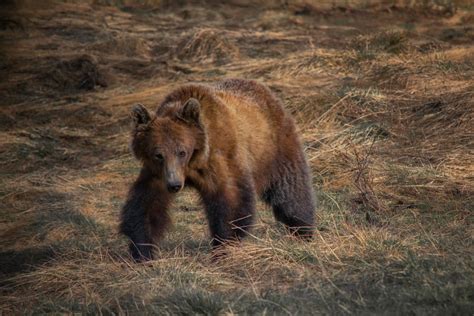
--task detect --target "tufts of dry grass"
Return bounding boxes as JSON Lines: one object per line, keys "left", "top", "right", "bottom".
{"left": 1, "top": 0, "right": 473, "bottom": 314}
{"left": 176, "top": 28, "right": 240, "bottom": 65}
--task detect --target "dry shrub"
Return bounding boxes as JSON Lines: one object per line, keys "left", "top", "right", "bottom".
{"left": 349, "top": 141, "right": 387, "bottom": 220}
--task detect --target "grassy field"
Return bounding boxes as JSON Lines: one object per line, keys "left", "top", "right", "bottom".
{"left": 1, "top": 0, "right": 473, "bottom": 314}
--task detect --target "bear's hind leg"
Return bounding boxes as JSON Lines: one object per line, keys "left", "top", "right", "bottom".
{"left": 271, "top": 201, "right": 314, "bottom": 239}
{"left": 263, "top": 163, "right": 315, "bottom": 239}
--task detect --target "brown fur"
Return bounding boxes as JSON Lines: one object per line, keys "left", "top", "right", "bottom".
{"left": 120, "top": 79, "right": 315, "bottom": 261}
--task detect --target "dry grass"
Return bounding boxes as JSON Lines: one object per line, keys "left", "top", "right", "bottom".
{"left": 1, "top": 0, "right": 473, "bottom": 314}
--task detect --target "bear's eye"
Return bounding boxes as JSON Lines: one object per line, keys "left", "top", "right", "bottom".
{"left": 178, "top": 150, "right": 186, "bottom": 158}
{"left": 154, "top": 153, "right": 164, "bottom": 161}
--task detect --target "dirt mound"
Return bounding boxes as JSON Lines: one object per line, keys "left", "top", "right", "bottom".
{"left": 176, "top": 28, "right": 239, "bottom": 64}
{"left": 41, "top": 55, "right": 107, "bottom": 92}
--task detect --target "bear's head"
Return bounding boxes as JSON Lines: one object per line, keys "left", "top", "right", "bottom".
{"left": 130, "top": 98, "right": 207, "bottom": 193}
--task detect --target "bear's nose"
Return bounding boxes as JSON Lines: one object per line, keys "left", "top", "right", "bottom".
{"left": 167, "top": 183, "right": 182, "bottom": 193}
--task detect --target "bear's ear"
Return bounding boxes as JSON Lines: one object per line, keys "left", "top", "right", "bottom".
{"left": 178, "top": 98, "right": 201, "bottom": 126}
{"left": 131, "top": 104, "right": 151, "bottom": 128}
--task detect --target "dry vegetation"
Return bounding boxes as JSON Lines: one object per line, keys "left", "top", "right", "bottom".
{"left": 1, "top": 0, "right": 473, "bottom": 314}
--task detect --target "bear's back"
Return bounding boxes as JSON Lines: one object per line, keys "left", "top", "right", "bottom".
{"left": 213, "top": 79, "right": 286, "bottom": 119}
{"left": 156, "top": 79, "right": 302, "bottom": 194}
{"left": 157, "top": 79, "right": 295, "bottom": 143}
{"left": 158, "top": 79, "right": 287, "bottom": 123}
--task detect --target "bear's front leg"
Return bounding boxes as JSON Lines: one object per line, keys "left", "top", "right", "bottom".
{"left": 120, "top": 168, "right": 171, "bottom": 262}
{"left": 201, "top": 179, "right": 256, "bottom": 250}
{"left": 203, "top": 193, "right": 234, "bottom": 249}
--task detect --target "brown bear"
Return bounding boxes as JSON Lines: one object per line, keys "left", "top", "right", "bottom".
{"left": 120, "top": 79, "right": 315, "bottom": 261}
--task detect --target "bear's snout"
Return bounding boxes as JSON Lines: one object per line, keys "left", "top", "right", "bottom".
{"left": 167, "top": 182, "right": 183, "bottom": 193}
